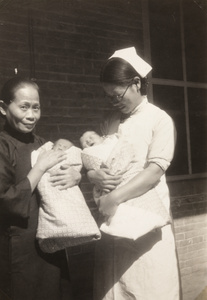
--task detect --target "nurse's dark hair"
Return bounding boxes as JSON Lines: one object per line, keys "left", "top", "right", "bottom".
{"left": 100, "top": 58, "right": 148, "bottom": 95}
{"left": 0, "top": 76, "right": 39, "bottom": 105}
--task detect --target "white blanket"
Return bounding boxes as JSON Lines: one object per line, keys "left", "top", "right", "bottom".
{"left": 82, "top": 135, "right": 171, "bottom": 240}
{"left": 32, "top": 142, "right": 101, "bottom": 253}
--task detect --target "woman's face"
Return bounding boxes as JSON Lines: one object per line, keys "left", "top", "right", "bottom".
{"left": 5, "top": 84, "right": 41, "bottom": 133}
{"left": 103, "top": 83, "right": 142, "bottom": 114}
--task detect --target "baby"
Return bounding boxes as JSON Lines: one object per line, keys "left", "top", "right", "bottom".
{"left": 31, "top": 138, "right": 101, "bottom": 253}
{"left": 53, "top": 138, "right": 74, "bottom": 151}
{"left": 80, "top": 131, "right": 119, "bottom": 171}
{"left": 80, "top": 131, "right": 105, "bottom": 148}
{"left": 80, "top": 131, "right": 171, "bottom": 240}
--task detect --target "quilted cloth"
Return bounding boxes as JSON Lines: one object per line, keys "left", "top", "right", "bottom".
{"left": 31, "top": 142, "right": 101, "bottom": 253}
{"left": 82, "top": 135, "right": 171, "bottom": 240}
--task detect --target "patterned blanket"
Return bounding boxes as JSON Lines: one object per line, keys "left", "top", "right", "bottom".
{"left": 82, "top": 136, "right": 171, "bottom": 240}
{"left": 31, "top": 142, "right": 101, "bottom": 253}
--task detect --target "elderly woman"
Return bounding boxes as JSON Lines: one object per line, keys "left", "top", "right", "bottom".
{"left": 0, "top": 77, "right": 81, "bottom": 300}
{"left": 88, "top": 47, "right": 181, "bottom": 300}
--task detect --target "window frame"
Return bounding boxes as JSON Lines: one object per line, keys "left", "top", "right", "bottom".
{"left": 141, "top": 0, "right": 207, "bottom": 181}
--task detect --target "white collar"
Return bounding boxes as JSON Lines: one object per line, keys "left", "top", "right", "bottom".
{"left": 130, "top": 96, "right": 148, "bottom": 115}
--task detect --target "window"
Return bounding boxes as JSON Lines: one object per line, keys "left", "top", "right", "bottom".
{"left": 143, "top": 0, "right": 207, "bottom": 177}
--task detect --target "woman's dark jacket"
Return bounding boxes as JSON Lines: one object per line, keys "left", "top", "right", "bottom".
{"left": 0, "top": 123, "right": 64, "bottom": 300}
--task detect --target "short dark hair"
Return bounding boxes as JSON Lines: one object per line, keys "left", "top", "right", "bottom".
{"left": 100, "top": 58, "right": 148, "bottom": 95}
{"left": 1, "top": 76, "right": 40, "bottom": 105}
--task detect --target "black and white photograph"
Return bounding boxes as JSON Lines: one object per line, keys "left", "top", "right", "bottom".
{"left": 0, "top": 1, "right": 206, "bottom": 299}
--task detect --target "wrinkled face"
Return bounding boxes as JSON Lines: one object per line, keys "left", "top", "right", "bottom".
{"left": 5, "top": 85, "right": 41, "bottom": 133}
{"left": 53, "top": 139, "right": 73, "bottom": 151}
{"left": 80, "top": 131, "right": 103, "bottom": 148}
{"left": 103, "top": 83, "right": 141, "bottom": 114}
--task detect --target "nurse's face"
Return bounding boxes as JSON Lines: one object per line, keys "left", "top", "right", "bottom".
{"left": 103, "top": 82, "right": 142, "bottom": 114}
{"left": 5, "top": 84, "right": 41, "bottom": 133}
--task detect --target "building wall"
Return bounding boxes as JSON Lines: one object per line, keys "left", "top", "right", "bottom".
{"left": 169, "top": 179, "right": 207, "bottom": 300}
{"left": 0, "top": 1, "right": 206, "bottom": 299}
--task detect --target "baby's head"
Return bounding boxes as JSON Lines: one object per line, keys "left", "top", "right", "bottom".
{"left": 80, "top": 131, "right": 104, "bottom": 149}
{"left": 53, "top": 139, "right": 73, "bottom": 151}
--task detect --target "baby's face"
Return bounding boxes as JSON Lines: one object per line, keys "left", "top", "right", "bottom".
{"left": 80, "top": 131, "right": 103, "bottom": 148}
{"left": 53, "top": 139, "right": 73, "bottom": 151}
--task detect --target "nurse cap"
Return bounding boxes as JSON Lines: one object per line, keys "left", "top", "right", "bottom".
{"left": 109, "top": 46, "right": 152, "bottom": 78}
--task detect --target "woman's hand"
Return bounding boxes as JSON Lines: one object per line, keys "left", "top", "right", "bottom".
{"left": 49, "top": 164, "right": 81, "bottom": 190}
{"left": 28, "top": 149, "right": 67, "bottom": 192}
{"left": 98, "top": 191, "right": 119, "bottom": 220}
{"left": 87, "top": 167, "right": 122, "bottom": 193}
{"left": 36, "top": 149, "right": 67, "bottom": 172}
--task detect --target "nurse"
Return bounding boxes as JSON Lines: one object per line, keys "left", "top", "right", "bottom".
{"left": 88, "top": 47, "right": 181, "bottom": 300}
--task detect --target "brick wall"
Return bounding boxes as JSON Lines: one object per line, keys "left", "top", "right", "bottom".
{"left": 0, "top": 1, "right": 206, "bottom": 299}
{"left": 169, "top": 179, "right": 207, "bottom": 300}
{"left": 174, "top": 214, "right": 207, "bottom": 300}
{"left": 0, "top": 0, "right": 144, "bottom": 143}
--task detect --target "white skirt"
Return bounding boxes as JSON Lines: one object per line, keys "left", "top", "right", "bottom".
{"left": 94, "top": 224, "right": 181, "bottom": 300}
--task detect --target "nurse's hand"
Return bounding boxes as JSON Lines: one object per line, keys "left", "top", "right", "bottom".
{"left": 49, "top": 164, "right": 81, "bottom": 190}
{"left": 87, "top": 168, "right": 122, "bottom": 193}
{"left": 98, "top": 192, "right": 119, "bottom": 220}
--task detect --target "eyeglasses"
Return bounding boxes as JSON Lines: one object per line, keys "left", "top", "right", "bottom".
{"left": 106, "top": 84, "right": 131, "bottom": 104}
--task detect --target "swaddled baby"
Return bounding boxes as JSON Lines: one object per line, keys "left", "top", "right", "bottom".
{"left": 31, "top": 138, "right": 101, "bottom": 253}
{"left": 80, "top": 131, "right": 171, "bottom": 240}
